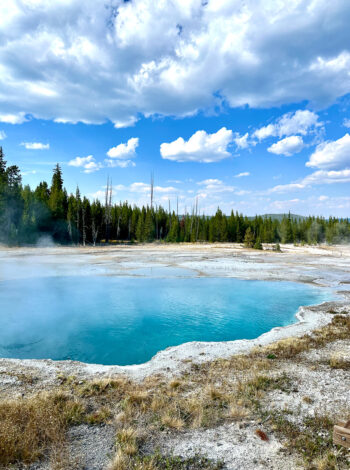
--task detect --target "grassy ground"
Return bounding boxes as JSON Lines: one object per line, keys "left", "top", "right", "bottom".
{"left": 0, "top": 313, "right": 349, "bottom": 470}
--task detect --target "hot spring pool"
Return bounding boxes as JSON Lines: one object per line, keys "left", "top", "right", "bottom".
{"left": 0, "top": 276, "right": 332, "bottom": 365}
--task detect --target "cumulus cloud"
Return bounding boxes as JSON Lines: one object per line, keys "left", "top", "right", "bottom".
{"left": 268, "top": 195, "right": 350, "bottom": 215}
{"left": 268, "top": 136, "right": 304, "bottom": 156}
{"left": 343, "top": 118, "right": 350, "bottom": 128}
{"left": 21, "top": 142, "right": 50, "bottom": 150}
{"left": 1, "top": 2, "right": 350, "bottom": 124}
{"left": 113, "top": 117, "right": 138, "bottom": 129}
{"left": 68, "top": 155, "right": 102, "bottom": 173}
{"left": 253, "top": 124, "right": 276, "bottom": 140}
{"left": 234, "top": 172, "right": 250, "bottom": 177}
{"left": 0, "top": 130, "right": 6, "bottom": 140}
{"left": 68, "top": 140, "right": 139, "bottom": 173}
{"left": 306, "top": 133, "right": 350, "bottom": 169}
{"left": 105, "top": 159, "right": 136, "bottom": 168}
{"left": 115, "top": 182, "right": 178, "bottom": 194}
{"left": 253, "top": 110, "right": 320, "bottom": 141}
{"left": 233, "top": 132, "right": 251, "bottom": 149}
{"left": 160, "top": 128, "right": 233, "bottom": 163}
{"left": 106, "top": 138, "right": 139, "bottom": 159}
{"left": 269, "top": 169, "right": 350, "bottom": 193}
{"left": 277, "top": 110, "right": 320, "bottom": 136}
{"left": 90, "top": 181, "right": 179, "bottom": 208}
{"left": 197, "top": 179, "right": 223, "bottom": 186}
{"left": 196, "top": 179, "right": 236, "bottom": 197}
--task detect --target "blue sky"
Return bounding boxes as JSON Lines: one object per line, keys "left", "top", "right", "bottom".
{"left": 0, "top": 0, "right": 350, "bottom": 216}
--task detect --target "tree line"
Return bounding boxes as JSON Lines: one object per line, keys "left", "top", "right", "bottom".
{"left": 0, "top": 147, "right": 349, "bottom": 247}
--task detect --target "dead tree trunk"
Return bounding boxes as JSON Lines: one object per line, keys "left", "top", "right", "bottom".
{"left": 104, "top": 177, "right": 112, "bottom": 243}
{"left": 82, "top": 204, "right": 86, "bottom": 247}
{"left": 92, "top": 220, "right": 98, "bottom": 246}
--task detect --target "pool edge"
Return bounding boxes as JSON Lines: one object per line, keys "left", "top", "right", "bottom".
{"left": 1, "top": 292, "right": 349, "bottom": 382}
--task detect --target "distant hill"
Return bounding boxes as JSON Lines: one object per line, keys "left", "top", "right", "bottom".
{"left": 250, "top": 213, "right": 307, "bottom": 222}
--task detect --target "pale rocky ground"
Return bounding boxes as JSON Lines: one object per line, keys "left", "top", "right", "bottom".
{"left": 0, "top": 243, "right": 349, "bottom": 469}
{"left": 159, "top": 336, "right": 350, "bottom": 470}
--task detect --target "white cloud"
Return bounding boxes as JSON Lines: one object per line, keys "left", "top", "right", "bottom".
{"left": 113, "top": 117, "right": 138, "bottom": 129}
{"left": 167, "top": 179, "right": 182, "bottom": 184}
{"left": 68, "top": 140, "right": 139, "bottom": 172}
{"left": 91, "top": 181, "right": 179, "bottom": 208}
{"left": 268, "top": 182, "right": 306, "bottom": 193}
{"left": 270, "top": 198, "right": 301, "bottom": 211}
{"left": 277, "top": 110, "right": 320, "bottom": 136}
{"left": 105, "top": 159, "right": 136, "bottom": 168}
{"left": 306, "top": 133, "right": 350, "bottom": 169}
{"left": 68, "top": 155, "right": 102, "bottom": 173}
{"left": 253, "top": 124, "right": 276, "bottom": 140}
{"left": 234, "top": 172, "right": 250, "bottom": 178}
{"left": 253, "top": 110, "right": 320, "bottom": 141}
{"left": 1, "top": 2, "right": 349, "bottom": 124}
{"left": 21, "top": 142, "right": 49, "bottom": 150}
{"left": 115, "top": 182, "right": 178, "bottom": 194}
{"left": 0, "top": 130, "right": 6, "bottom": 140}
{"left": 89, "top": 190, "right": 106, "bottom": 200}
{"left": 106, "top": 138, "right": 139, "bottom": 159}
{"left": 265, "top": 194, "right": 350, "bottom": 216}
{"left": 234, "top": 132, "right": 250, "bottom": 149}
{"left": 268, "top": 136, "right": 304, "bottom": 156}
{"left": 343, "top": 118, "right": 350, "bottom": 128}
{"left": 160, "top": 127, "right": 233, "bottom": 163}
{"left": 269, "top": 169, "right": 350, "bottom": 193}
{"left": 197, "top": 179, "right": 223, "bottom": 186}
{"left": 235, "top": 189, "right": 251, "bottom": 195}
{"left": 0, "top": 112, "right": 29, "bottom": 124}
{"left": 196, "top": 178, "right": 235, "bottom": 194}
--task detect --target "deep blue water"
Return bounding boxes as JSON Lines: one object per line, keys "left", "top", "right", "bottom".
{"left": 0, "top": 276, "right": 331, "bottom": 365}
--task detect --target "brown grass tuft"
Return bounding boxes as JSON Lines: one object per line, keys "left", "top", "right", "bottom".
{"left": 0, "top": 391, "right": 85, "bottom": 467}
{"left": 116, "top": 427, "right": 139, "bottom": 456}
{"left": 329, "top": 353, "right": 350, "bottom": 370}
{"left": 161, "top": 414, "right": 185, "bottom": 430}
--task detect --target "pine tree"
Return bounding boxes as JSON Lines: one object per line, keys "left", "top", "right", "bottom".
{"left": 253, "top": 236, "right": 263, "bottom": 250}
{"left": 144, "top": 208, "right": 154, "bottom": 241}
{"left": 243, "top": 227, "right": 255, "bottom": 248}
{"left": 49, "top": 164, "right": 65, "bottom": 220}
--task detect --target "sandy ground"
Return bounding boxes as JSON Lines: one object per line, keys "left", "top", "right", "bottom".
{"left": 0, "top": 243, "right": 349, "bottom": 469}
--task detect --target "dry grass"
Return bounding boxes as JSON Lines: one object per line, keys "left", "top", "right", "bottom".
{"left": 117, "top": 427, "right": 139, "bottom": 456}
{"left": 329, "top": 353, "right": 350, "bottom": 370}
{"left": 252, "top": 314, "right": 350, "bottom": 359}
{"left": 267, "top": 411, "right": 350, "bottom": 469}
{"left": 109, "top": 452, "right": 224, "bottom": 470}
{"left": 109, "top": 450, "right": 130, "bottom": 470}
{"left": 226, "top": 402, "right": 249, "bottom": 420}
{"left": 0, "top": 391, "right": 85, "bottom": 467}
{"left": 161, "top": 414, "right": 185, "bottom": 429}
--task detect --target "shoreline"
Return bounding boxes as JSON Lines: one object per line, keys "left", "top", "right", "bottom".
{"left": 0, "top": 294, "right": 348, "bottom": 386}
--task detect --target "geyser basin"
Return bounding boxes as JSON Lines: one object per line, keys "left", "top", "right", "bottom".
{"left": 1, "top": 276, "right": 332, "bottom": 365}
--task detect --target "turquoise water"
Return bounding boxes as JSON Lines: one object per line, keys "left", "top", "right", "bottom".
{"left": 0, "top": 276, "right": 331, "bottom": 365}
